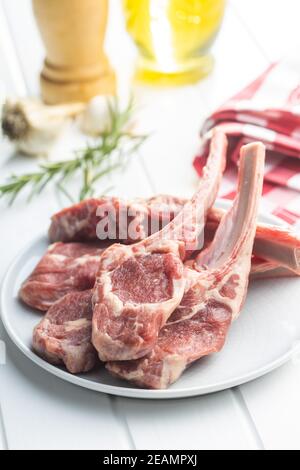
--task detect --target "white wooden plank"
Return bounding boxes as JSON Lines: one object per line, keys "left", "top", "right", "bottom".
{"left": 239, "top": 360, "right": 300, "bottom": 450}
{"left": 0, "top": 326, "right": 135, "bottom": 450}
{"left": 230, "top": 0, "right": 300, "bottom": 61}
{"left": 2, "top": 0, "right": 43, "bottom": 95}
{"left": 105, "top": 0, "right": 137, "bottom": 99}
{"left": 0, "top": 3, "right": 27, "bottom": 96}
{"left": 0, "top": 407, "right": 8, "bottom": 450}
{"left": 118, "top": 390, "right": 262, "bottom": 450}
{"left": 132, "top": 85, "right": 206, "bottom": 198}
{"left": 199, "top": 3, "right": 269, "bottom": 111}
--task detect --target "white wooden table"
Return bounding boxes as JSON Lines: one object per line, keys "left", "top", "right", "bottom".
{"left": 1, "top": 0, "right": 300, "bottom": 450}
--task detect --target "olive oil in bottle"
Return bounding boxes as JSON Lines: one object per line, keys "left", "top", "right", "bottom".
{"left": 123, "top": 0, "right": 226, "bottom": 85}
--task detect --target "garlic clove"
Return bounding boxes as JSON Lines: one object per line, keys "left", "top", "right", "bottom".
{"left": 1, "top": 99, "right": 31, "bottom": 141}
{"left": 16, "top": 121, "right": 66, "bottom": 157}
{"left": 29, "top": 101, "right": 86, "bottom": 127}
{"left": 1, "top": 97, "right": 86, "bottom": 156}
{"left": 80, "top": 95, "right": 114, "bottom": 136}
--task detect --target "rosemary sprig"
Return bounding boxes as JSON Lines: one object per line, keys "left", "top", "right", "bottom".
{"left": 0, "top": 98, "right": 147, "bottom": 205}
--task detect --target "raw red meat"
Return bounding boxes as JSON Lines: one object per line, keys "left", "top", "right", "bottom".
{"left": 49, "top": 194, "right": 185, "bottom": 245}
{"left": 107, "top": 142, "right": 265, "bottom": 389}
{"left": 49, "top": 198, "right": 111, "bottom": 242}
{"left": 206, "top": 208, "right": 300, "bottom": 275}
{"left": 49, "top": 197, "right": 153, "bottom": 244}
{"left": 33, "top": 290, "right": 97, "bottom": 374}
{"left": 250, "top": 256, "right": 297, "bottom": 280}
{"left": 92, "top": 131, "right": 228, "bottom": 362}
{"left": 20, "top": 242, "right": 104, "bottom": 311}
{"left": 254, "top": 224, "right": 300, "bottom": 274}
{"left": 30, "top": 257, "right": 275, "bottom": 377}
{"left": 48, "top": 197, "right": 300, "bottom": 277}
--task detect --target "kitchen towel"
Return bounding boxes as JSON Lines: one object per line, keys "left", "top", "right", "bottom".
{"left": 194, "top": 58, "right": 300, "bottom": 230}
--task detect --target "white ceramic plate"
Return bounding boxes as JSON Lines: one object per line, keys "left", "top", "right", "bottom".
{"left": 1, "top": 204, "right": 300, "bottom": 399}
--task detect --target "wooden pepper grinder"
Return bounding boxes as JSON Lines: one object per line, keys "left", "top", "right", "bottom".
{"left": 32, "top": 0, "right": 116, "bottom": 104}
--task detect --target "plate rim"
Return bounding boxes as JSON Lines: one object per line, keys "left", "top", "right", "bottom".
{"left": 1, "top": 207, "right": 297, "bottom": 400}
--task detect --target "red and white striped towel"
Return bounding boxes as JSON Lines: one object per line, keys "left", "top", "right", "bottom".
{"left": 193, "top": 58, "right": 300, "bottom": 230}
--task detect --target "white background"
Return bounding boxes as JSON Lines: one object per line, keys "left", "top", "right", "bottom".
{"left": 0, "top": 0, "right": 300, "bottom": 450}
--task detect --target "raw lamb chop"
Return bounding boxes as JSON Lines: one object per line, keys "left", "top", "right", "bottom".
{"left": 48, "top": 195, "right": 300, "bottom": 276}
{"left": 107, "top": 142, "right": 265, "bottom": 389}
{"left": 206, "top": 208, "right": 300, "bottom": 275}
{"left": 49, "top": 197, "right": 150, "bottom": 244}
{"left": 33, "top": 290, "right": 97, "bottom": 374}
{"left": 24, "top": 215, "right": 296, "bottom": 314}
{"left": 92, "top": 131, "right": 228, "bottom": 362}
{"left": 250, "top": 256, "right": 297, "bottom": 280}
{"left": 30, "top": 257, "right": 286, "bottom": 376}
{"left": 254, "top": 225, "right": 300, "bottom": 274}
{"left": 20, "top": 242, "right": 104, "bottom": 311}
{"left": 49, "top": 194, "right": 185, "bottom": 245}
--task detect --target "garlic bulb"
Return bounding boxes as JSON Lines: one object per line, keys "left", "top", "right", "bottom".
{"left": 1, "top": 98, "right": 85, "bottom": 156}
{"left": 80, "top": 95, "right": 115, "bottom": 136}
